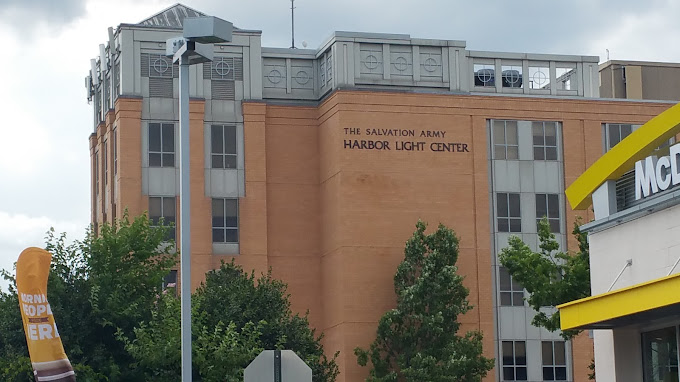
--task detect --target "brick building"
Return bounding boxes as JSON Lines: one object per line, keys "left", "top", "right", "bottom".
{"left": 86, "top": 4, "right": 675, "bottom": 381}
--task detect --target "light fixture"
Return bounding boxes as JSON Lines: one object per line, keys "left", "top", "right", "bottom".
{"left": 166, "top": 16, "right": 232, "bottom": 382}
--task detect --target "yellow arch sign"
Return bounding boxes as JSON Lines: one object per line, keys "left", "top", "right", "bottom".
{"left": 566, "top": 102, "right": 680, "bottom": 210}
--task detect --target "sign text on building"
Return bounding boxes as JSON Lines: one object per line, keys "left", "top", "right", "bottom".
{"left": 635, "top": 143, "right": 680, "bottom": 200}
{"left": 342, "top": 128, "right": 469, "bottom": 153}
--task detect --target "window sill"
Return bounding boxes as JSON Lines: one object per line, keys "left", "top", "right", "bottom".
{"left": 212, "top": 242, "right": 239, "bottom": 255}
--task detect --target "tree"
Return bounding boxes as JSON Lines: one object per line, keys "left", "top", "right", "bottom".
{"left": 0, "top": 215, "right": 339, "bottom": 381}
{"left": 122, "top": 261, "right": 340, "bottom": 382}
{"left": 0, "top": 212, "right": 176, "bottom": 381}
{"left": 498, "top": 217, "right": 590, "bottom": 340}
{"left": 354, "top": 221, "right": 494, "bottom": 382}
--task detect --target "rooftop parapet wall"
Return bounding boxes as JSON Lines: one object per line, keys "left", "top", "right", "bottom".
{"left": 86, "top": 5, "right": 602, "bottom": 130}
{"left": 261, "top": 32, "right": 600, "bottom": 101}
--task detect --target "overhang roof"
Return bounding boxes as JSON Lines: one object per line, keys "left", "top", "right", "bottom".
{"left": 565, "top": 102, "right": 680, "bottom": 210}
{"left": 137, "top": 3, "right": 207, "bottom": 29}
{"left": 558, "top": 272, "right": 680, "bottom": 330}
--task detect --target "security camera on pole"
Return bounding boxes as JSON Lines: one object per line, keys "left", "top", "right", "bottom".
{"left": 165, "top": 16, "right": 232, "bottom": 382}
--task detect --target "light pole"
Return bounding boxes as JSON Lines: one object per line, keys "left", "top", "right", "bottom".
{"left": 166, "top": 16, "right": 232, "bottom": 382}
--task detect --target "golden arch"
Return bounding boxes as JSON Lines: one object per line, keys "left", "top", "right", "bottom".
{"left": 566, "top": 102, "right": 680, "bottom": 210}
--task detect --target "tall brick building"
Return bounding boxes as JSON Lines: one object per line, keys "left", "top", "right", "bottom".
{"left": 86, "top": 4, "right": 674, "bottom": 381}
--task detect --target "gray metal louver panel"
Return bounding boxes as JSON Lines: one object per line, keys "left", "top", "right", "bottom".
{"left": 104, "top": 75, "right": 110, "bottom": 110}
{"left": 616, "top": 169, "right": 639, "bottom": 211}
{"left": 149, "top": 77, "right": 173, "bottom": 98}
{"left": 233, "top": 59, "right": 243, "bottom": 80}
{"left": 149, "top": 55, "right": 173, "bottom": 78}
{"left": 206, "top": 57, "right": 244, "bottom": 81}
{"left": 113, "top": 62, "right": 120, "bottom": 100}
{"left": 203, "top": 62, "right": 211, "bottom": 79}
{"left": 211, "top": 80, "right": 235, "bottom": 100}
{"left": 141, "top": 54, "right": 150, "bottom": 77}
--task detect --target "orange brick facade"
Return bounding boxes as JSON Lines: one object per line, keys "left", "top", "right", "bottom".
{"left": 90, "top": 90, "right": 672, "bottom": 381}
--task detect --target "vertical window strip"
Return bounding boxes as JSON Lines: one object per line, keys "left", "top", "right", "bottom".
{"left": 95, "top": 152, "right": 99, "bottom": 195}
{"left": 149, "top": 196, "right": 176, "bottom": 241}
{"left": 210, "top": 125, "right": 237, "bottom": 169}
{"left": 148, "top": 123, "right": 175, "bottom": 167}
{"left": 212, "top": 198, "right": 239, "bottom": 243}
{"left": 542, "top": 341, "right": 567, "bottom": 381}
{"left": 533, "top": 121, "right": 558, "bottom": 160}
{"left": 497, "top": 193, "right": 521, "bottom": 233}
{"left": 499, "top": 267, "right": 524, "bottom": 306}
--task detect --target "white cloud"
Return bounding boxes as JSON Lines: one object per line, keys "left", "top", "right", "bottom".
{"left": 0, "top": 211, "right": 85, "bottom": 292}
{"left": 2, "top": 0, "right": 680, "bottom": 289}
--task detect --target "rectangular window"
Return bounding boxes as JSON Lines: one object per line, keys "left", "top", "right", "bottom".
{"left": 536, "top": 194, "right": 560, "bottom": 233}
{"left": 113, "top": 128, "right": 117, "bottom": 175}
{"left": 502, "top": 341, "right": 527, "bottom": 381}
{"left": 533, "top": 121, "right": 558, "bottom": 160}
{"left": 528, "top": 66, "right": 550, "bottom": 90}
{"left": 103, "top": 139, "right": 108, "bottom": 185}
{"left": 499, "top": 267, "right": 524, "bottom": 306}
{"left": 212, "top": 198, "right": 238, "bottom": 243}
{"left": 474, "top": 63, "right": 495, "bottom": 87}
{"left": 642, "top": 326, "right": 679, "bottom": 382}
{"left": 603, "top": 123, "right": 634, "bottom": 151}
{"left": 211, "top": 125, "right": 237, "bottom": 169}
{"left": 502, "top": 65, "right": 523, "bottom": 88}
{"left": 149, "top": 196, "right": 176, "bottom": 241}
{"left": 149, "top": 122, "right": 175, "bottom": 167}
{"left": 497, "top": 193, "right": 521, "bottom": 233}
{"left": 163, "top": 270, "right": 177, "bottom": 290}
{"left": 542, "top": 341, "right": 567, "bottom": 381}
{"left": 95, "top": 151, "right": 99, "bottom": 195}
{"left": 492, "top": 120, "right": 519, "bottom": 160}
{"left": 556, "top": 66, "right": 577, "bottom": 91}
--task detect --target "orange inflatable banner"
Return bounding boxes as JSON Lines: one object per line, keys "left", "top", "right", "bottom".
{"left": 16, "top": 247, "right": 76, "bottom": 382}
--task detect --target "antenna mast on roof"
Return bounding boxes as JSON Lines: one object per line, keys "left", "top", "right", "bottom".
{"left": 290, "top": 0, "right": 296, "bottom": 49}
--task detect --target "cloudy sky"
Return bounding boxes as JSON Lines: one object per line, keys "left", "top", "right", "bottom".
{"left": 0, "top": 0, "right": 679, "bottom": 291}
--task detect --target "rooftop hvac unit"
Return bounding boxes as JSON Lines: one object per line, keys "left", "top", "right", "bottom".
{"left": 474, "top": 68, "right": 495, "bottom": 86}
{"left": 502, "top": 70, "right": 523, "bottom": 88}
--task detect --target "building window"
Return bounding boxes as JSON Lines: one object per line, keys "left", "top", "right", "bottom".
{"left": 536, "top": 194, "right": 560, "bottom": 233}
{"left": 556, "top": 66, "right": 577, "bottom": 91}
{"left": 528, "top": 66, "right": 550, "bottom": 90}
{"left": 149, "top": 196, "right": 176, "bottom": 241}
{"left": 533, "top": 121, "right": 558, "bottom": 160}
{"left": 474, "top": 64, "right": 495, "bottom": 87}
{"left": 113, "top": 128, "right": 117, "bottom": 175}
{"left": 492, "top": 120, "right": 519, "bottom": 160}
{"left": 211, "top": 125, "right": 237, "bottom": 169}
{"left": 103, "top": 139, "right": 108, "bottom": 185}
{"left": 502, "top": 65, "right": 523, "bottom": 88}
{"left": 642, "top": 326, "right": 679, "bottom": 382}
{"left": 603, "top": 123, "right": 634, "bottom": 151}
{"left": 149, "top": 122, "right": 175, "bottom": 167}
{"left": 502, "top": 341, "right": 527, "bottom": 381}
{"left": 163, "top": 270, "right": 177, "bottom": 290}
{"left": 212, "top": 198, "right": 238, "bottom": 243}
{"left": 95, "top": 151, "right": 99, "bottom": 195}
{"left": 542, "top": 341, "right": 567, "bottom": 381}
{"left": 499, "top": 267, "right": 524, "bottom": 306}
{"left": 497, "top": 193, "right": 521, "bottom": 232}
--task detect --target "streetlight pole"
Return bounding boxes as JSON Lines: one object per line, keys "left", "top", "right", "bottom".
{"left": 178, "top": 52, "right": 192, "bottom": 382}
{"left": 167, "top": 17, "right": 232, "bottom": 381}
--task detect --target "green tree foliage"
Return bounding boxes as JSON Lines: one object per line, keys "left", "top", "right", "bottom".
{"left": 122, "top": 261, "right": 339, "bottom": 382}
{"left": 499, "top": 217, "right": 590, "bottom": 340}
{"left": 0, "top": 212, "right": 175, "bottom": 381}
{"left": 0, "top": 213, "right": 339, "bottom": 381}
{"left": 354, "top": 221, "right": 494, "bottom": 382}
